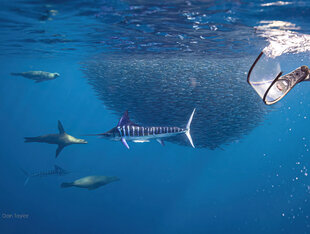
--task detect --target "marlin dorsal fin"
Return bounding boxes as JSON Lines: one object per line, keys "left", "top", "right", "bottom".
{"left": 117, "top": 110, "right": 139, "bottom": 127}
{"left": 54, "top": 165, "right": 60, "bottom": 171}
{"left": 117, "top": 110, "right": 130, "bottom": 126}
{"left": 58, "top": 120, "right": 65, "bottom": 134}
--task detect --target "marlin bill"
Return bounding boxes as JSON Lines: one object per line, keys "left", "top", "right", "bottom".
{"left": 89, "top": 109, "right": 196, "bottom": 149}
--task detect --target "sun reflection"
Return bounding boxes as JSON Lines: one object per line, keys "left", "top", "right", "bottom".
{"left": 261, "top": 1, "right": 292, "bottom": 7}
{"left": 255, "top": 20, "right": 310, "bottom": 58}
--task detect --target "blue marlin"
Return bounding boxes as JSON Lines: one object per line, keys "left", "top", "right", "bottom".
{"left": 20, "top": 165, "right": 70, "bottom": 186}
{"left": 91, "top": 109, "right": 196, "bottom": 149}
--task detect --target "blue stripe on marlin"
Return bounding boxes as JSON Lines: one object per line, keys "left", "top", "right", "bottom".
{"left": 91, "top": 109, "right": 196, "bottom": 149}
{"left": 20, "top": 165, "right": 70, "bottom": 186}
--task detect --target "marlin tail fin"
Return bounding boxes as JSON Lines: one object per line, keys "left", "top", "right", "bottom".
{"left": 20, "top": 168, "right": 30, "bottom": 186}
{"left": 185, "top": 108, "right": 196, "bottom": 148}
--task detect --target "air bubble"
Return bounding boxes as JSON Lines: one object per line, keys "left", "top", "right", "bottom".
{"left": 210, "top": 25, "right": 218, "bottom": 31}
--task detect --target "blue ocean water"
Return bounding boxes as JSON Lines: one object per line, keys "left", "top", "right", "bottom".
{"left": 1, "top": 0, "right": 310, "bottom": 233}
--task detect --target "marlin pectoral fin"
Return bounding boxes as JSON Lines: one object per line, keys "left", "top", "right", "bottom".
{"left": 156, "top": 139, "right": 165, "bottom": 146}
{"left": 56, "top": 145, "right": 64, "bottom": 158}
{"left": 121, "top": 138, "right": 130, "bottom": 149}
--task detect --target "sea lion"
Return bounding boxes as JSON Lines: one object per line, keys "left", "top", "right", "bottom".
{"left": 24, "top": 120, "right": 87, "bottom": 158}
{"left": 11, "top": 71, "right": 60, "bottom": 83}
{"left": 61, "top": 175, "right": 119, "bottom": 190}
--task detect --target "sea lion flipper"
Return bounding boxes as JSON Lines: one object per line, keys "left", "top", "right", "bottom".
{"left": 56, "top": 145, "right": 64, "bottom": 158}
{"left": 58, "top": 120, "right": 65, "bottom": 134}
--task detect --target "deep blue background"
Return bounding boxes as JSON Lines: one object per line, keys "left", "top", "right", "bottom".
{"left": 1, "top": 0, "right": 310, "bottom": 233}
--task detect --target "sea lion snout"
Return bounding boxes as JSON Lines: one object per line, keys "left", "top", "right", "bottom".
{"left": 53, "top": 73, "right": 60, "bottom": 78}
{"left": 79, "top": 139, "right": 88, "bottom": 144}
